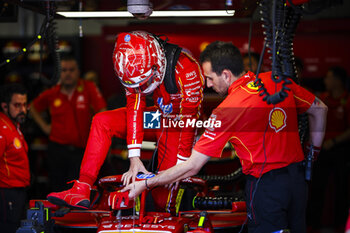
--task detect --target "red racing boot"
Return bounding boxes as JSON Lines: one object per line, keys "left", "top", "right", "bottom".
{"left": 47, "top": 180, "right": 91, "bottom": 209}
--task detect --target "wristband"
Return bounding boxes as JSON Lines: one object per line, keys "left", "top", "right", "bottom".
{"left": 128, "top": 148, "right": 141, "bottom": 158}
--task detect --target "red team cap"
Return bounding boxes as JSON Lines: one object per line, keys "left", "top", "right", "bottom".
{"left": 113, "top": 31, "right": 166, "bottom": 95}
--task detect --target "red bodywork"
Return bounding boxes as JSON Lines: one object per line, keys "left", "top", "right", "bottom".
{"left": 287, "top": 0, "right": 310, "bottom": 6}
{"left": 30, "top": 175, "right": 246, "bottom": 232}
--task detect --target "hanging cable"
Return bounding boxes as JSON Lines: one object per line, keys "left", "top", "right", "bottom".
{"left": 79, "top": 0, "right": 83, "bottom": 37}
{"left": 42, "top": 0, "right": 61, "bottom": 86}
{"left": 254, "top": 0, "right": 297, "bottom": 105}
{"left": 0, "top": 1, "right": 61, "bottom": 87}
{"left": 195, "top": 167, "right": 243, "bottom": 185}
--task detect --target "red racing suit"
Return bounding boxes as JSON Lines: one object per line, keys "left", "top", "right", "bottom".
{"left": 80, "top": 52, "right": 204, "bottom": 213}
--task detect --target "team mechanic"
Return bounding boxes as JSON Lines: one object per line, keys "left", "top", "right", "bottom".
{"left": 123, "top": 41, "right": 328, "bottom": 233}
{"left": 30, "top": 56, "right": 107, "bottom": 192}
{"left": 0, "top": 84, "right": 29, "bottom": 233}
{"left": 47, "top": 31, "right": 204, "bottom": 214}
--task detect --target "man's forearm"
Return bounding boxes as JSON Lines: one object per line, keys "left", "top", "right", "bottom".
{"left": 147, "top": 150, "right": 210, "bottom": 189}
{"left": 307, "top": 97, "right": 328, "bottom": 147}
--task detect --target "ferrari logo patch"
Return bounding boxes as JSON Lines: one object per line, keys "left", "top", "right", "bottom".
{"left": 246, "top": 81, "right": 259, "bottom": 90}
{"left": 13, "top": 137, "right": 22, "bottom": 149}
{"left": 269, "top": 107, "right": 287, "bottom": 132}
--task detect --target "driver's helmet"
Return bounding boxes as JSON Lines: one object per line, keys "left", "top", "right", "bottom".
{"left": 112, "top": 31, "right": 166, "bottom": 95}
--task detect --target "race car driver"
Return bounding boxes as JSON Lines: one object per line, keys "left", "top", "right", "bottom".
{"left": 47, "top": 31, "right": 204, "bottom": 214}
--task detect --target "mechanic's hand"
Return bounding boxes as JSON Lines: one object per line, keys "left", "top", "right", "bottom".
{"left": 304, "top": 142, "right": 321, "bottom": 161}
{"left": 122, "top": 157, "right": 150, "bottom": 186}
{"left": 121, "top": 180, "right": 146, "bottom": 200}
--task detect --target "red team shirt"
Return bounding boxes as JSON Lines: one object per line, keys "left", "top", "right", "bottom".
{"left": 32, "top": 79, "right": 106, "bottom": 148}
{"left": 194, "top": 71, "right": 315, "bottom": 177}
{"left": 125, "top": 52, "right": 204, "bottom": 159}
{"left": 0, "top": 112, "right": 30, "bottom": 188}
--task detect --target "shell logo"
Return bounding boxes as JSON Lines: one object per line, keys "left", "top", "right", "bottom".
{"left": 13, "top": 137, "right": 22, "bottom": 149}
{"left": 246, "top": 81, "right": 259, "bottom": 90}
{"left": 54, "top": 98, "right": 62, "bottom": 107}
{"left": 269, "top": 107, "right": 287, "bottom": 132}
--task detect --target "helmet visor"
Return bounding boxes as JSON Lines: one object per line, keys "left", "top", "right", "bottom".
{"left": 120, "top": 66, "right": 158, "bottom": 94}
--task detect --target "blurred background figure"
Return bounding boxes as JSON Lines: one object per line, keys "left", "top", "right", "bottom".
{"left": 30, "top": 55, "right": 107, "bottom": 192}
{"left": 295, "top": 57, "right": 304, "bottom": 82}
{"left": 0, "top": 84, "right": 30, "bottom": 233}
{"left": 83, "top": 70, "right": 99, "bottom": 87}
{"left": 242, "top": 52, "right": 260, "bottom": 74}
{"left": 294, "top": 56, "right": 322, "bottom": 95}
{"left": 321, "top": 66, "right": 350, "bottom": 151}
{"left": 308, "top": 66, "right": 350, "bottom": 233}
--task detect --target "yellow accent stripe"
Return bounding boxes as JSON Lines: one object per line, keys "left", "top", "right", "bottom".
{"left": 230, "top": 136, "right": 254, "bottom": 164}
{"left": 134, "top": 94, "right": 140, "bottom": 110}
{"left": 132, "top": 94, "right": 140, "bottom": 145}
{"left": 165, "top": 188, "right": 172, "bottom": 213}
{"left": 0, "top": 117, "right": 14, "bottom": 131}
{"left": 186, "top": 52, "right": 205, "bottom": 86}
{"left": 4, "top": 152, "right": 10, "bottom": 176}
{"left": 294, "top": 95, "right": 312, "bottom": 106}
{"left": 230, "top": 85, "right": 242, "bottom": 94}
{"left": 45, "top": 208, "right": 49, "bottom": 221}
{"left": 135, "top": 196, "right": 140, "bottom": 212}
{"left": 178, "top": 52, "right": 205, "bottom": 119}
{"left": 175, "top": 188, "right": 185, "bottom": 215}
{"left": 182, "top": 51, "right": 205, "bottom": 85}
{"left": 198, "top": 216, "right": 205, "bottom": 227}
{"left": 178, "top": 78, "right": 184, "bottom": 116}
{"left": 112, "top": 194, "right": 116, "bottom": 209}
{"left": 178, "top": 77, "right": 183, "bottom": 90}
